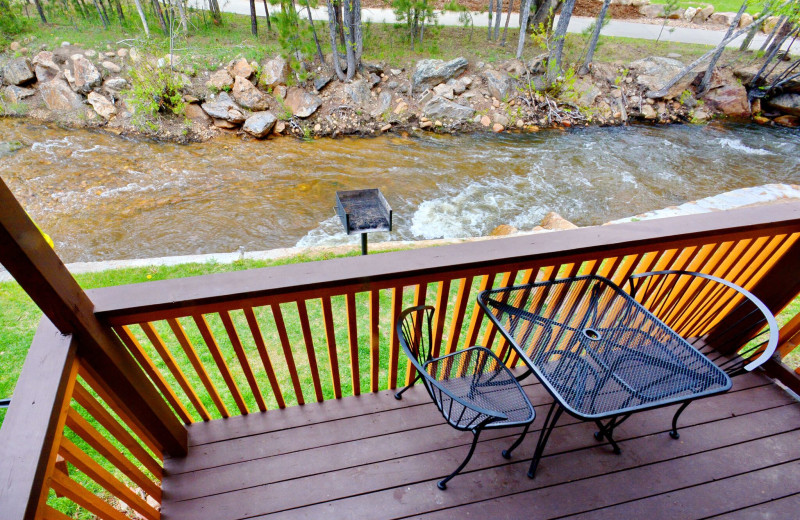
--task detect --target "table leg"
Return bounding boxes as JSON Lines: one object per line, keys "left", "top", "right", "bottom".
{"left": 527, "top": 402, "right": 564, "bottom": 479}
{"left": 593, "top": 413, "right": 632, "bottom": 454}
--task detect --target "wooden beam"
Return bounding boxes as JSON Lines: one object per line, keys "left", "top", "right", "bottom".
{"left": 0, "top": 178, "right": 186, "bottom": 456}
{"left": 0, "top": 319, "right": 75, "bottom": 520}
{"left": 88, "top": 203, "right": 800, "bottom": 323}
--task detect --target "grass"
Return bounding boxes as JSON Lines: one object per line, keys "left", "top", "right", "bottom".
{"left": 649, "top": 0, "right": 764, "bottom": 15}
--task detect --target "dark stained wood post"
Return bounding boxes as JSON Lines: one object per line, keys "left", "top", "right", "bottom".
{"left": 0, "top": 177, "right": 187, "bottom": 456}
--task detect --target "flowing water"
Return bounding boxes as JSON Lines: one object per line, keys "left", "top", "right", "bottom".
{"left": 1, "top": 118, "right": 799, "bottom": 263}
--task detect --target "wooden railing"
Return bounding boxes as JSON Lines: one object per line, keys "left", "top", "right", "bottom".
{"left": 2, "top": 197, "right": 800, "bottom": 520}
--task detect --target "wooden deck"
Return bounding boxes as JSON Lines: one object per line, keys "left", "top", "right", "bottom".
{"left": 161, "top": 371, "right": 800, "bottom": 519}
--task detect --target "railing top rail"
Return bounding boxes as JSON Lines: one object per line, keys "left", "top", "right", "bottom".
{"left": 88, "top": 202, "right": 800, "bottom": 321}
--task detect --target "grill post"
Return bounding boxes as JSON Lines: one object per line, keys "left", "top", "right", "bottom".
{"left": 361, "top": 233, "right": 368, "bottom": 256}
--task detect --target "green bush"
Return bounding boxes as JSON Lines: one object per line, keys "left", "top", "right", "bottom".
{"left": 124, "top": 49, "right": 186, "bottom": 131}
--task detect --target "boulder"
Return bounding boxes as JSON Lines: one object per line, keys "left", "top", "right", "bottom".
{"left": 774, "top": 115, "right": 800, "bottom": 127}
{"left": 668, "top": 9, "right": 683, "bottom": 19}
{"left": 284, "top": 87, "right": 321, "bottom": 118}
{"left": 630, "top": 56, "right": 691, "bottom": 95}
{"left": 261, "top": 56, "right": 288, "bottom": 88}
{"left": 639, "top": 4, "right": 665, "bottom": 18}
{"left": 32, "top": 52, "right": 61, "bottom": 83}
{"left": 101, "top": 61, "right": 121, "bottom": 74}
{"left": 370, "top": 91, "right": 393, "bottom": 118}
{"left": 412, "top": 57, "right": 468, "bottom": 90}
{"left": 641, "top": 104, "right": 657, "bottom": 119}
{"left": 344, "top": 79, "right": 372, "bottom": 106}
{"left": 739, "top": 13, "right": 753, "bottom": 28}
{"left": 765, "top": 93, "right": 800, "bottom": 116}
{"left": 9, "top": 41, "right": 21, "bottom": 52}
{"left": 66, "top": 55, "right": 101, "bottom": 94}
{"left": 117, "top": 48, "right": 129, "bottom": 58}
{"left": 710, "top": 12, "right": 736, "bottom": 26}
{"left": 3, "top": 85, "right": 36, "bottom": 104}
{"left": 483, "top": 69, "right": 513, "bottom": 100}
{"left": 693, "top": 5, "right": 714, "bottom": 23}
{"left": 103, "top": 77, "right": 128, "bottom": 93}
{"left": 540, "top": 212, "right": 578, "bottom": 231}
{"left": 703, "top": 70, "right": 749, "bottom": 117}
{"left": 207, "top": 69, "right": 234, "bottom": 91}
{"left": 232, "top": 76, "right": 269, "bottom": 111}
{"left": 2, "top": 58, "right": 35, "bottom": 86}
{"left": 433, "top": 83, "right": 455, "bottom": 100}
{"left": 490, "top": 224, "right": 518, "bottom": 236}
{"left": 448, "top": 78, "right": 466, "bottom": 95}
{"left": 314, "top": 73, "right": 333, "bottom": 92}
{"left": 200, "top": 92, "right": 246, "bottom": 124}
{"left": 243, "top": 111, "right": 278, "bottom": 138}
{"left": 184, "top": 103, "right": 212, "bottom": 124}
{"left": 229, "top": 58, "right": 254, "bottom": 79}
{"left": 0, "top": 141, "right": 23, "bottom": 157}
{"left": 87, "top": 92, "right": 117, "bottom": 119}
{"left": 573, "top": 78, "right": 602, "bottom": 107}
{"left": 421, "top": 96, "right": 475, "bottom": 121}
{"left": 39, "top": 78, "right": 83, "bottom": 111}
{"left": 683, "top": 7, "right": 698, "bottom": 21}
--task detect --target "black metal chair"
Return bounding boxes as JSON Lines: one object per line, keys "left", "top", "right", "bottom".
{"left": 395, "top": 305, "right": 535, "bottom": 489}
{"left": 627, "top": 270, "right": 780, "bottom": 439}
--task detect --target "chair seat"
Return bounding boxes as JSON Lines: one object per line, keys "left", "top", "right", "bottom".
{"left": 425, "top": 350, "right": 534, "bottom": 428}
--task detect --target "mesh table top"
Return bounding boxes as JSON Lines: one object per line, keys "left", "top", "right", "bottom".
{"left": 478, "top": 275, "right": 732, "bottom": 420}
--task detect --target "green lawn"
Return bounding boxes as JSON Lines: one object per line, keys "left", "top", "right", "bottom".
{"left": 649, "top": 0, "right": 763, "bottom": 15}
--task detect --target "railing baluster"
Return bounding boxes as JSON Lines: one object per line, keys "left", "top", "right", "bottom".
{"left": 49, "top": 470, "right": 130, "bottom": 520}
{"left": 58, "top": 438, "right": 159, "bottom": 520}
{"left": 465, "top": 273, "right": 496, "bottom": 348}
{"left": 388, "top": 285, "right": 404, "bottom": 390}
{"left": 140, "top": 322, "right": 210, "bottom": 421}
{"left": 71, "top": 382, "right": 162, "bottom": 478}
{"left": 114, "top": 325, "right": 192, "bottom": 424}
{"left": 295, "top": 301, "right": 323, "bottom": 402}
{"left": 271, "top": 303, "right": 305, "bottom": 406}
{"left": 64, "top": 408, "right": 161, "bottom": 501}
{"left": 321, "top": 296, "right": 343, "bottom": 399}
{"left": 192, "top": 314, "right": 249, "bottom": 415}
{"left": 346, "top": 292, "right": 361, "bottom": 396}
{"left": 166, "top": 317, "right": 230, "bottom": 418}
{"left": 405, "top": 283, "right": 429, "bottom": 386}
{"left": 444, "top": 276, "right": 474, "bottom": 356}
{"left": 219, "top": 311, "right": 267, "bottom": 412}
{"left": 243, "top": 306, "right": 287, "bottom": 408}
{"left": 431, "top": 279, "right": 452, "bottom": 359}
{"left": 369, "top": 290, "right": 381, "bottom": 393}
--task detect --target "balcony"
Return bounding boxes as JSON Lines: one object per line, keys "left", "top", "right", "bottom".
{"left": 1, "top": 177, "right": 799, "bottom": 519}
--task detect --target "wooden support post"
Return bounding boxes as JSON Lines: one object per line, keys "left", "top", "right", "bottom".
{"left": 0, "top": 178, "right": 187, "bottom": 457}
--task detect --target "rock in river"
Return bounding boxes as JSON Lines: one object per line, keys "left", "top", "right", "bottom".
{"left": 483, "top": 69, "right": 513, "bottom": 100}
{"left": 243, "top": 111, "right": 277, "bottom": 138}
{"left": 65, "top": 54, "right": 101, "bottom": 94}
{"left": 87, "top": 92, "right": 117, "bottom": 119}
{"left": 232, "top": 76, "right": 269, "bottom": 111}
{"left": 766, "top": 93, "right": 800, "bottom": 117}
{"left": 39, "top": 78, "right": 83, "bottom": 111}
{"left": 32, "top": 51, "right": 61, "bottom": 83}
{"left": 412, "top": 57, "right": 468, "bottom": 91}
{"left": 2, "top": 58, "right": 35, "bottom": 86}
{"left": 3, "top": 85, "right": 36, "bottom": 104}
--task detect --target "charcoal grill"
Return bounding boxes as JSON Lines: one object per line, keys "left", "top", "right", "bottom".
{"left": 335, "top": 189, "right": 392, "bottom": 255}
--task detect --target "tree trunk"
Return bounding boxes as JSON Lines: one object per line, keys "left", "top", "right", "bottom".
{"left": 133, "top": 0, "right": 150, "bottom": 35}
{"left": 151, "top": 0, "right": 168, "bottom": 33}
{"left": 760, "top": 15, "right": 786, "bottom": 52}
{"left": 335, "top": 0, "right": 346, "bottom": 49}
{"left": 98, "top": 0, "right": 111, "bottom": 26}
{"left": 354, "top": 0, "right": 362, "bottom": 63}
{"left": 516, "top": 0, "right": 533, "bottom": 58}
{"left": 579, "top": 0, "right": 610, "bottom": 75}
{"left": 767, "top": 17, "right": 793, "bottom": 55}
{"left": 113, "top": 0, "right": 125, "bottom": 21}
{"left": 494, "top": 0, "right": 502, "bottom": 40}
{"left": 327, "top": 0, "right": 346, "bottom": 81}
{"left": 175, "top": 0, "right": 188, "bottom": 32}
{"left": 546, "top": 0, "right": 575, "bottom": 84}
{"left": 530, "top": 0, "right": 554, "bottom": 34}
{"left": 741, "top": 3, "right": 770, "bottom": 51}
{"left": 33, "top": 0, "right": 47, "bottom": 22}
{"left": 488, "top": 0, "right": 494, "bottom": 40}
{"left": 501, "top": 0, "right": 515, "bottom": 46}
{"left": 209, "top": 0, "right": 222, "bottom": 24}
{"left": 699, "top": 3, "right": 747, "bottom": 96}
{"left": 250, "top": 0, "right": 258, "bottom": 35}
{"left": 304, "top": 0, "right": 326, "bottom": 63}
{"left": 92, "top": 0, "right": 108, "bottom": 28}
{"left": 262, "top": 0, "right": 271, "bottom": 31}
{"left": 343, "top": 0, "right": 356, "bottom": 80}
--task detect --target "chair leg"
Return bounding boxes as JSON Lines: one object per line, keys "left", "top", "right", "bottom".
{"left": 438, "top": 428, "right": 482, "bottom": 490}
{"left": 502, "top": 423, "right": 531, "bottom": 459}
{"left": 394, "top": 374, "right": 421, "bottom": 400}
{"left": 669, "top": 401, "right": 692, "bottom": 439}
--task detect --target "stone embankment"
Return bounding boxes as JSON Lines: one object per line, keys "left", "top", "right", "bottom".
{"left": 1, "top": 38, "right": 798, "bottom": 142}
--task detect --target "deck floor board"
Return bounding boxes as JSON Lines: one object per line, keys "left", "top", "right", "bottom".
{"left": 161, "top": 372, "right": 800, "bottom": 520}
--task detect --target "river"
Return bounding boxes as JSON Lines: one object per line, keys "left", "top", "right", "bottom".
{"left": 1, "top": 118, "right": 798, "bottom": 263}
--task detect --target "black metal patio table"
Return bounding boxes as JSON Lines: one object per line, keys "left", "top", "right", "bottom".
{"left": 478, "top": 275, "right": 732, "bottom": 478}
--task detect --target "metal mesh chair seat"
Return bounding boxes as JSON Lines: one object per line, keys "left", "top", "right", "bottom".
{"left": 395, "top": 305, "right": 535, "bottom": 489}
{"left": 426, "top": 348, "right": 534, "bottom": 429}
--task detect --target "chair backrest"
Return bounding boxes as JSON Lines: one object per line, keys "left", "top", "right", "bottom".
{"left": 397, "top": 305, "right": 436, "bottom": 375}
{"left": 628, "top": 270, "right": 779, "bottom": 376}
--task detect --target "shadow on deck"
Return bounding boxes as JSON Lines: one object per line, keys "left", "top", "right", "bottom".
{"left": 161, "top": 372, "right": 800, "bottom": 519}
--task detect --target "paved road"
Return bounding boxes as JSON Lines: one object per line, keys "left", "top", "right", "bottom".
{"left": 220, "top": 2, "right": 797, "bottom": 50}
